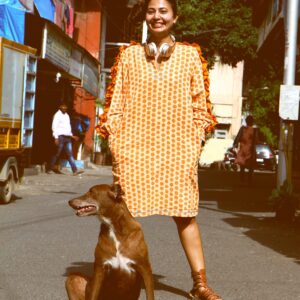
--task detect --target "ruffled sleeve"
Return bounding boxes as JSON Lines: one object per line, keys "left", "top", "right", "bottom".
{"left": 189, "top": 43, "right": 218, "bottom": 140}
{"left": 96, "top": 45, "right": 129, "bottom": 139}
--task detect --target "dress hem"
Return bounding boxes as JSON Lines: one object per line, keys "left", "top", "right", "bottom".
{"left": 130, "top": 209, "right": 199, "bottom": 218}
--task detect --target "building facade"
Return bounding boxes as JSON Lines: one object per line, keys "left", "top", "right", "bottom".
{"left": 210, "top": 58, "right": 244, "bottom": 140}
{"left": 0, "top": 0, "right": 102, "bottom": 166}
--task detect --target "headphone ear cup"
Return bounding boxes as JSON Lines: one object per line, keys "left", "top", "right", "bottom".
{"left": 159, "top": 43, "right": 171, "bottom": 57}
{"left": 145, "top": 42, "right": 157, "bottom": 57}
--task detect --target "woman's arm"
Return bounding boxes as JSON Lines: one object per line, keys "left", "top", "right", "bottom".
{"left": 104, "top": 49, "right": 128, "bottom": 136}
{"left": 97, "top": 47, "right": 129, "bottom": 139}
{"left": 190, "top": 49, "right": 215, "bottom": 141}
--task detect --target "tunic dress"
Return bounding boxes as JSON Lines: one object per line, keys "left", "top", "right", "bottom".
{"left": 102, "top": 43, "right": 216, "bottom": 217}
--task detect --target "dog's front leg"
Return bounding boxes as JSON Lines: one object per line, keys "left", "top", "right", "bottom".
{"left": 136, "top": 262, "right": 155, "bottom": 300}
{"left": 85, "top": 265, "right": 104, "bottom": 300}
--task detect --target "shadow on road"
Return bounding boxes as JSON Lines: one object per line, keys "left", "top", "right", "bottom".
{"left": 198, "top": 170, "right": 300, "bottom": 265}
{"left": 198, "top": 169, "right": 276, "bottom": 213}
{"left": 224, "top": 214, "right": 300, "bottom": 265}
{"left": 203, "top": 206, "right": 300, "bottom": 265}
{"left": 152, "top": 273, "right": 190, "bottom": 298}
{"left": 64, "top": 263, "right": 189, "bottom": 298}
{"left": 64, "top": 261, "right": 93, "bottom": 277}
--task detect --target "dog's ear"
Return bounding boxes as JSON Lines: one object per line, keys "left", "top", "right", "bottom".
{"left": 108, "top": 184, "right": 123, "bottom": 202}
{"left": 107, "top": 190, "right": 116, "bottom": 199}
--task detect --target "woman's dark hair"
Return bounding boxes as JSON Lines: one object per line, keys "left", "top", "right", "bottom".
{"left": 143, "top": 0, "right": 178, "bottom": 17}
{"left": 245, "top": 115, "right": 254, "bottom": 126}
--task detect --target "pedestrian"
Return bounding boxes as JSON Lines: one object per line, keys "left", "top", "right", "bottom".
{"left": 233, "top": 115, "right": 258, "bottom": 185}
{"left": 98, "top": 0, "right": 221, "bottom": 299}
{"left": 48, "top": 103, "right": 84, "bottom": 176}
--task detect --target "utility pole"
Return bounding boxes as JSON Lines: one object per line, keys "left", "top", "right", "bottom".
{"left": 278, "top": 0, "right": 299, "bottom": 188}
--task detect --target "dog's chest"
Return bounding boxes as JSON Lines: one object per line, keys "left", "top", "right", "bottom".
{"left": 103, "top": 223, "right": 135, "bottom": 273}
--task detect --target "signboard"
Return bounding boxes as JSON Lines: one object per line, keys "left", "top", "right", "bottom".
{"left": 41, "top": 23, "right": 99, "bottom": 96}
{"left": 279, "top": 85, "right": 300, "bottom": 120}
{"left": 82, "top": 56, "right": 99, "bottom": 97}
{"left": 44, "top": 26, "right": 71, "bottom": 72}
{"left": 69, "top": 47, "right": 82, "bottom": 79}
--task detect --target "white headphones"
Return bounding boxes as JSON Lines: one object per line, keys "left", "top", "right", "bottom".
{"left": 144, "top": 35, "right": 176, "bottom": 59}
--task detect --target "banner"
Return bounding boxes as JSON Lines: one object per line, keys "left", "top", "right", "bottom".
{"left": 0, "top": 3, "right": 25, "bottom": 43}
{"left": 33, "top": 0, "right": 55, "bottom": 22}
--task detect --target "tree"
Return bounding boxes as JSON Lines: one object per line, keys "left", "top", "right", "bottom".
{"left": 174, "top": 0, "right": 258, "bottom": 67}
{"left": 244, "top": 57, "right": 284, "bottom": 148}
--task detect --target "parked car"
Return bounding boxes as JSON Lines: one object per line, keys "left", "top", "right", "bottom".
{"left": 255, "top": 143, "right": 277, "bottom": 171}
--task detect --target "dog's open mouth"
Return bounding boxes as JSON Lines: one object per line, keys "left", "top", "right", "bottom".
{"left": 74, "top": 205, "right": 97, "bottom": 216}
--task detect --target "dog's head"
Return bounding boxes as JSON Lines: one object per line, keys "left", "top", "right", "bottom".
{"left": 68, "top": 184, "right": 121, "bottom": 218}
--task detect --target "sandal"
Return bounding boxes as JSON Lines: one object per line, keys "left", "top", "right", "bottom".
{"left": 188, "top": 269, "right": 223, "bottom": 300}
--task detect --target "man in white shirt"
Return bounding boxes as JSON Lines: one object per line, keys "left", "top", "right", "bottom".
{"left": 48, "top": 103, "right": 84, "bottom": 176}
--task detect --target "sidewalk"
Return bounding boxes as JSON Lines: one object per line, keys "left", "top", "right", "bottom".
{"left": 19, "top": 163, "right": 113, "bottom": 197}
{"left": 23, "top": 162, "right": 112, "bottom": 177}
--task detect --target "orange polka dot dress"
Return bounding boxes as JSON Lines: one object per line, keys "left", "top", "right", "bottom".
{"left": 101, "top": 43, "right": 216, "bottom": 217}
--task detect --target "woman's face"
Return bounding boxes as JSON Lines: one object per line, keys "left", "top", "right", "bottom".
{"left": 145, "top": 0, "right": 177, "bottom": 38}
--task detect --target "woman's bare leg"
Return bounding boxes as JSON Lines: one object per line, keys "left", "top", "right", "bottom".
{"left": 173, "top": 216, "right": 222, "bottom": 299}
{"left": 173, "top": 216, "right": 205, "bottom": 272}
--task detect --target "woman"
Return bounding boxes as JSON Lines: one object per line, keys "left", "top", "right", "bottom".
{"left": 98, "top": 0, "right": 222, "bottom": 299}
{"left": 234, "top": 115, "right": 258, "bottom": 184}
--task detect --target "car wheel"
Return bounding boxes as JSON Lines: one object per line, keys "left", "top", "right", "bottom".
{"left": 269, "top": 162, "right": 277, "bottom": 172}
{"left": 0, "top": 169, "right": 14, "bottom": 204}
{"left": 232, "top": 163, "right": 239, "bottom": 172}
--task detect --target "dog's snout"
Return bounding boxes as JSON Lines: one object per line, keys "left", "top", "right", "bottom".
{"left": 68, "top": 198, "right": 78, "bottom": 207}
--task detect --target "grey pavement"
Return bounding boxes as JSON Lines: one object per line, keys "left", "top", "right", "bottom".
{"left": 0, "top": 165, "right": 299, "bottom": 300}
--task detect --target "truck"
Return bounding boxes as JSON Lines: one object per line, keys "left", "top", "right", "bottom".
{"left": 0, "top": 37, "right": 37, "bottom": 203}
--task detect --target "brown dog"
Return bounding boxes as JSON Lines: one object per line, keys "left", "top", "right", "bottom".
{"left": 65, "top": 184, "right": 155, "bottom": 300}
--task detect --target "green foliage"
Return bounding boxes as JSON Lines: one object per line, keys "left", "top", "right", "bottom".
{"left": 246, "top": 62, "right": 283, "bottom": 148}
{"left": 269, "top": 180, "right": 294, "bottom": 210}
{"left": 269, "top": 180, "right": 298, "bottom": 222}
{"left": 175, "top": 0, "right": 258, "bottom": 67}
{"left": 94, "top": 134, "right": 109, "bottom": 153}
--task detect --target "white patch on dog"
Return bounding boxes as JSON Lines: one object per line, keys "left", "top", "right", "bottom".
{"left": 102, "top": 217, "right": 135, "bottom": 273}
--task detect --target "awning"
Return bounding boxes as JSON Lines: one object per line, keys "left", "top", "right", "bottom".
{"left": 24, "top": 15, "right": 100, "bottom": 97}
{"left": 33, "top": 0, "right": 55, "bottom": 22}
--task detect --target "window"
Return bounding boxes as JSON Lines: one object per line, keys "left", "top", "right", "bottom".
{"left": 214, "top": 129, "right": 227, "bottom": 139}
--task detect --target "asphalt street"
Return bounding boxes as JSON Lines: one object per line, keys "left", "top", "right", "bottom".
{"left": 0, "top": 165, "right": 299, "bottom": 300}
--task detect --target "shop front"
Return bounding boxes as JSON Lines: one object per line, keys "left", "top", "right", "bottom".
{"left": 24, "top": 14, "right": 99, "bottom": 165}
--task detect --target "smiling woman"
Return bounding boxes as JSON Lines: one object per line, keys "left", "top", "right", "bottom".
{"left": 144, "top": 0, "right": 178, "bottom": 41}
{"left": 98, "top": 0, "right": 222, "bottom": 299}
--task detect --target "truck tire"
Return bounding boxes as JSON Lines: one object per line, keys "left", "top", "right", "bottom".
{"left": 0, "top": 169, "right": 14, "bottom": 204}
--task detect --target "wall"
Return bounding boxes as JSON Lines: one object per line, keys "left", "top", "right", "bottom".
{"left": 73, "top": 11, "right": 101, "bottom": 59}
{"left": 72, "top": 9, "right": 101, "bottom": 159}
{"left": 73, "top": 88, "right": 96, "bottom": 159}
{"left": 209, "top": 58, "right": 244, "bottom": 137}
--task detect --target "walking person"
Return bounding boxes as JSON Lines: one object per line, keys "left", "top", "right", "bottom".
{"left": 233, "top": 115, "right": 258, "bottom": 185}
{"left": 48, "top": 103, "right": 84, "bottom": 176}
{"left": 98, "top": 0, "right": 221, "bottom": 299}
